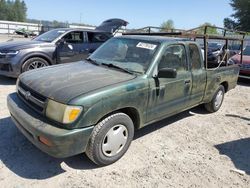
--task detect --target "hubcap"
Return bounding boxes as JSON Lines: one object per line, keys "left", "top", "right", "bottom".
{"left": 102, "top": 124, "right": 128, "bottom": 157}
{"left": 27, "top": 61, "right": 47, "bottom": 70}
{"left": 214, "top": 90, "right": 223, "bottom": 108}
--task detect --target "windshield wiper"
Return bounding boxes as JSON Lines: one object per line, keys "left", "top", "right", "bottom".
{"left": 86, "top": 58, "right": 99, "bottom": 66}
{"left": 101, "top": 63, "right": 133, "bottom": 75}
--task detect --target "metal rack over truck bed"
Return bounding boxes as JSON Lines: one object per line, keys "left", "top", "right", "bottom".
{"left": 123, "top": 25, "right": 246, "bottom": 70}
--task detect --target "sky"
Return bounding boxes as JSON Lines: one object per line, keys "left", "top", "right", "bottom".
{"left": 24, "top": 0, "right": 233, "bottom": 29}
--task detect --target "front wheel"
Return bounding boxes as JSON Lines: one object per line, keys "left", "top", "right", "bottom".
{"left": 204, "top": 85, "right": 225, "bottom": 112}
{"left": 22, "top": 57, "right": 49, "bottom": 72}
{"left": 86, "top": 113, "right": 134, "bottom": 166}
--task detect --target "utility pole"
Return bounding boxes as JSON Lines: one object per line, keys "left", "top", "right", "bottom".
{"left": 80, "top": 13, "right": 82, "bottom": 25}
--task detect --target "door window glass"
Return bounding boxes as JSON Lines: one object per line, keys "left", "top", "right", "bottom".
{"left": 63, "top": 31, "right": 83, "bottom": 43}
{"left": 87, "top": 32, "right": 110, "bottom": 43}
{"left": 158, "top": 45, "right": 187, "bottom": 71}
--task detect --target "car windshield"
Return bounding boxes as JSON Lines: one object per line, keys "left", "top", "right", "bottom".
{"left": 208, "top": 42, "right": 222, "bottom": 50}
{"left": 33, "top": 29, "right": 67, "bottom": 42}
{"left": 89, "top": 38, "right": 160, "bottom": 74}
{"left": 243, "top": 46, "right": 250, "bottom": 56}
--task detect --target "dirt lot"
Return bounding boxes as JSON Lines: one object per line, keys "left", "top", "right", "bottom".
{"left": 0, "top": 34, "right": 31, "bottom": 43}
{"left": 0, "top": 75, "right": 249, "bottom": 188}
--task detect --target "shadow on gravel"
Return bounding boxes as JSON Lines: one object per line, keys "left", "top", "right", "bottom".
{"left": 0, "top": 117, "right": 97, "bottom": 180}
{"left": 225, "top": 114, "right": 250, "bottom": 122}
{"left": 0, "top": 105, "right": 208, "bottom": 179}
{"left": 134, "top": 105, "right": 209, "bottom": 139}
{"left": 0, "top": 76, "right": 16, "bottom": 85}
{"left": 215, "top": 138, "right": 250, "bottom": 175}
{"left": 237, "top": 78, "right": 250, "bottom": 87}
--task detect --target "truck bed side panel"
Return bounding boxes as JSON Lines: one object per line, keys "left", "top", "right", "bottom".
{"left": 203, "top": 65, "right": 239, "bottom": 103}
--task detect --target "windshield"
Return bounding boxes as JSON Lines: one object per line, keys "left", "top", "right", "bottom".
{"left": 208, "top": 42, "right": 222, "bottom": 50}
{"left": 243, "top": 46, "right": 250, "bottom": 56}
{"left": 89, "top": 37, "right": 159, "bottom": 74}
{"left": 33, "top": 29, "right": 67, "bottom": 42}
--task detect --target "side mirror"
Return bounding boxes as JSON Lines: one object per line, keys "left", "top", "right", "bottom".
{"left": 56, "top": 38, "right": 66, "bottom": 46}
{"left": 158, "top": 68, "right": 177, "bottom": 78}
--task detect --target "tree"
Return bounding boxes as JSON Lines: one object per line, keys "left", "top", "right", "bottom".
{"left": 0, "top": 0, "right": 27, "bottom": 22}
{"left": 223, "top": 18, "right": 237, "bottom": 30}
{"left": 0, "top": 0, "right": 8, "bottom": 20}
{"left": 160, "top": 19, "right": 174, "bottom": 31}
{"left": 20, "top": 0, "right": 27, "bottom": 21}
{"left": 224, "top": 0, "right": 250, "bottom": 31}
{"left": 196, "top": 23, "right": 218, "bottom": 35}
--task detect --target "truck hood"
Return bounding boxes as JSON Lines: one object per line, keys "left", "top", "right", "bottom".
{"left": 0, "top": 40, "right": 52, "bottom": 51}
{"left": 19, "top": 61, "right": 136, "bottom": 103}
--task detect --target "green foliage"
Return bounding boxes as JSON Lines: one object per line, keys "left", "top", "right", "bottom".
{"left": 224, "top": 0, "right": 250, "bottom": 31}
{"left": 224, "top": 18, "right": 237, "bottom": 30}
{"left": 27, "top": 18, "right": 69, "bottom": 28}
{"left": 160, "top": 19, "right": 174, "bottom": 31}
{"left": 0, "top": 0, "right": 27, "bottom": 22}
{"left": 196, "top": 23, "right": 218, "bottom": 35}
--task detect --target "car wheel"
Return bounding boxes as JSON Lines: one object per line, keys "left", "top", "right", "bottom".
{"left": 86, "top": 113, "right": 134, "bottom": 166}
{"left": 204, "top": 85, "right": 225, "bottom": 112}
{"left": 22, "top": 57, "right": 49, "bottom": 72}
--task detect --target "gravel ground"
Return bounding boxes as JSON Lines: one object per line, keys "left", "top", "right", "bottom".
{"left": 0, "top": 34, "right": 31, "bottom": 43}
{"left": 0, "top": 75, "right": 250, "bottom": 188}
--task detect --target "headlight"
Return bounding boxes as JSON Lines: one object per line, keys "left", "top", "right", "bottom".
{"left": 46, "top": 99, "right": 83, "bottom": 124}
{"left": 0, "top": 50, "right": 19, "bottom": 57}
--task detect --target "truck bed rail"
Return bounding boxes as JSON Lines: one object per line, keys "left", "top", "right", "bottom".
{"left": 123, "top": 25, "right": 246, "bottom": 69}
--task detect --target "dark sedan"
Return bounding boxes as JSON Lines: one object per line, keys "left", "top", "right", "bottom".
{"left": 0, "top": 18, "right": 128, "bottom": 78}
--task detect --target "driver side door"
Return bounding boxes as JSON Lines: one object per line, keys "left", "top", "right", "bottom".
{"left": 147, "top": 44, "right": 192, "bottom": 122}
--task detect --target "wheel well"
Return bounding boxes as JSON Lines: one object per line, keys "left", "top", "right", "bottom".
{"left": 22, "top": 55, "right": 52, "bottom": 66}
{"left": 99, "top": 107, "right": 141, "bottom": 130}
{"left": 119, "top": 107, "right": 140, "bottom": 130}
{"left": 220, "top": 82, "right": 228, "bottom": 93}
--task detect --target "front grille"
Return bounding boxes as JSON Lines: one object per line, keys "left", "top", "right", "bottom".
{"left": 18, "top": 81, "right": 47, "bottom": 113}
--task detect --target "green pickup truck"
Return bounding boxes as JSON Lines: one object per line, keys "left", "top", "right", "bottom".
{"left": 7, "top": 35, "right": 239, "bottom": 165}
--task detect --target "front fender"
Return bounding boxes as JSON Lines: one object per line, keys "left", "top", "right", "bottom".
{"left": 20, "top": 51, "right": 54, "bottom": 66}
{"left": 71, "top": 78, "right": 149, "bottom": 129}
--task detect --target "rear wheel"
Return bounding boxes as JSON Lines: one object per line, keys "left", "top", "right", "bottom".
{"left": 86, "top": 113, "right": 134, "bottom": 166}
{"left": 22, "top": 57, "right": 49, "bottom": 72}
{"left": 204, "top": 85, "right": 225, "bottom": 112}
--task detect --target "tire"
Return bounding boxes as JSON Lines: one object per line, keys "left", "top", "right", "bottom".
{"left": 22, "top": 57, "right": 49, "bottom": 73}
{"left": 86, "top": 113, "right": 134, "bottom": 166}
{"left": 204, "top": 85, "right": 225, "bottom": 113}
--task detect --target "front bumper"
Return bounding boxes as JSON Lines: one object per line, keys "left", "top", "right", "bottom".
{"left": 7, "top": 93, "right": 94, "bottom": 158}
{"left": 0, "top": 58, "right": 20, "bottom": 78}
{"left": 0, "top": 70, "right": 19, "bottom": 78}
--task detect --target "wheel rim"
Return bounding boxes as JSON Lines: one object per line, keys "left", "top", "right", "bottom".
{"left": 214, "top": 90, "right": 223, "bottom": 108}
{"left": 102, "top": 124, "right": 128, "bottom": 157}
{"left": 27, "top": 61, "right": 47, "bottom": 70}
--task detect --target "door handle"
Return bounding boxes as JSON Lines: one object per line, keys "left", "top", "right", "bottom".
{"left": 184, "top": 80, "right": 191, "bottom": 84}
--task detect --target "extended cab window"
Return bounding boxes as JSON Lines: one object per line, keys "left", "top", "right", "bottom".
{"left": 87, "top": 32, "right": 110, "bottom": 43}
{"left": 158, "top": 45, "right": 187, "bottom": 71}
{"left": 63, "top": 31, "right": 83, "bottom": 43}
{"left": 189, "top": 44, "right": 202, "bottom": 70}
